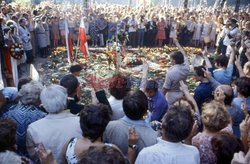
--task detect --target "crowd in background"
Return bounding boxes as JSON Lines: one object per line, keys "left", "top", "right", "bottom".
{"left": 0, "top": 1, "right": 250, "bottom": 164}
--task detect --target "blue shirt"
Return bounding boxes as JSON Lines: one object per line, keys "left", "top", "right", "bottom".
{"left": 229, "top": 98, "right": 245, "bottom": 138}
{"left": 194, "top": 82, "right": 213, "bottom": 113}
{"left": 1, "top": 103, "right": 46, "bottom": 156}
{"left": 213, "top": 64, "right": 234, "bottom": 84}
{"left": 148, "top": 91, "right": 168, "bottom": 121}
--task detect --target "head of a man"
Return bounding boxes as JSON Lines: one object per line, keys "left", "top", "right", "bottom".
{"left": 161, "top": 101, "right": 194, "bottom": 143}
{"left": 215, "top": 55, "right": 228, "bottom": 69}
{"left": 109, "top": 73, "right": 130, "bottom": 100}
{"left": 170, "top": 51, "right": 184, "bottom": 65}
{"left": 214, "top": 85, "right": 233, "bottom": 106}
{"left": 60, "top": 74, "right": 80, "bottom": 97}
{"left": 193, "top": 66, "right": 207, "bottom": 82}
{"left": 235, "top": 77, "right": 250, "bottom": 98}
{"left": 40, "top": 85, "right": 67, "bottom": 114}
{"left": 145, "top": 80, "right": 158, "bottom": 97}
{"left": 123, "top": 90, "right": 148, "bottom": 120}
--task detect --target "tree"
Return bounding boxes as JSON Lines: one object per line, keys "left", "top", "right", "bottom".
{"left": 235, "top": 0, "right": 241, "bottom": 12}
{"left": 184, "top": 0, "right": 188, "bottom": 8}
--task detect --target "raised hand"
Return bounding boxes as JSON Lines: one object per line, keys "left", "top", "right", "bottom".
{"left": 202, "top": 67, "right": 212, "bottom": 79}
{"left": 128, "top": 126, "right": 140, "bottom": 146}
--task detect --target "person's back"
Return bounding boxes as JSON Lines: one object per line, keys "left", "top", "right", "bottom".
{"left": 103, "top": 90, "right": 157, "bottom": 155}
{"left": 27, "top": 111, "right": 82, "bottom": 163}
{"left": 136, "top": 101, "right": 200, "bottom": 164}
{"left": 136, "top": 139, "right": 199, "bottom": 164}
{"left": 104, "top": 117, "right": 157, "bottom": 155}
{"left": 26, "top": 85, "right": 82, "bottom": 163}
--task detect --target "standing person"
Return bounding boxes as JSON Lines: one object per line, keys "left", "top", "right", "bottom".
{"left": 146, "top": 17, "right": 157, "bottom": 47}
{"left": 193, "top": 17, "right": 202, "bottom": 47}
{"left": 162, "top": 38, "right": 190, "bottom": 106}
{"left": 137, "top": 15, "right": 146, "bottom": 47}
{"left": 222, "top": 19, "right": 240, "bottom": 56}
{"left": 1, "top": 81, "right": 46, "bottom": 156}
{"left": 164, "top": 14, "right": 171, "bottom": 46}
{"left": 169, "top": 18, "right": 177, "bottom": 46}
{"left": 26, "top": 85, "right": 82, "bottom": 164}
{"left": 128, "top": 15, "right": 137, "bottom": 48}
{"left": 210, "top": 18, "right": 217, "bottom": 49}
{"left": 18, "top": 18, "right": 33, "bottom": 64}
{"left": 103, "top": 90, "right": 157, "bottom": 156}
{"left": 107, "top": 17, "right": 117, "bottom": 40}
{"left": 136, "top": 101, "right": 200, "bottom": 164}
{"left": 96, "top": 14, "right": 108, "bottom": 47}
{"left": 89, "top": 17, "right": 98, "bottom": 47}
{"left": 192, "top": 101, "right": 231, "bottom": 164}
{"left": 156, "top": 18, "right": 166, "bottom": 47}
{"left": 34, "top": 19, "right": 47, "bottom": 58}
{"left": 42, "top": 16, "right": 50, "bottom": 57}
{"left": 187, "top": 16, "right": 196, "bottom": 46}
{"left": 51, "top": 17, "right": 60, "bottom": 48}
{"left": 58, "top": 17, "right": 65, "bottom": 46}
{"left": 201, "top": 16, "right": 212, "bottom": 48}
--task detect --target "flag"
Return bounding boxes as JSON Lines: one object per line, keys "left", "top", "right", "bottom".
{"left": 65, "top": 20, "right": 73, "bottom": 64}
{"left": 79, "top": 17, "right": 89, "bottom": 58}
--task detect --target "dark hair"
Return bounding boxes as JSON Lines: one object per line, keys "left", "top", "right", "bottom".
{"left": 235, "top": 77, "right": 250, "bottom": 98}
{"left": 78, "top": 145, "right": 128, "bottom": 164}
{"left": 224, "top": 89, "right": 233, "bottom": 106}
{"left": 60, "top": 74, "right": 79, "bottom": 95}
{"left": 18, "top": 18, "right": 25, "bottom": 24}
{"left": 80, "top": 104, "right": 111, "bottom": 142}
{"left": 145, "top": 80, "right": 158, "bottom": 93}
{"left": 215, "top": 55, "right": 228, "bottom": 67}
{"left": 211, "top": 132, "right": 243, "bottom": 164}
{"left": 17, "top": 77, "right": 32, "bottom": 91}
{"left": 123, "top": 90, "right": 148, "bottom": 120}
{"left": 69, "top": 65, "right": 82, "bottom": 74}
{"left": 109, "top": 73, "right": 130, "bottom": 100}
{"left": 170, "top": 51, "right": 184, "bottom": 64}
{"left": 194, "top": 66, "right": 206, "bottom": 78}
{"left": 162, "top": 102, "right": 194, "bottom": 142}
{"left": 0, "top": 118, "right": 17, "bottom": 152}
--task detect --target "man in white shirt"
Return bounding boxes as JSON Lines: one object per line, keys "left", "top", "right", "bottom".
{"left": 135, "top": 102, "right": 200, "bottom": 164}
{"left": 222, "top": 19, "right": 239, "bottom": 55}
{"left": 26, "top": 85, "right": 82, "bottom": 163}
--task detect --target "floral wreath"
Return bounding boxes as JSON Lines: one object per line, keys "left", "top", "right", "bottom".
{"left": 10, "top": 43, "right": 24, "bottom": 60}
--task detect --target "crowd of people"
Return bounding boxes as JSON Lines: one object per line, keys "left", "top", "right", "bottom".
{"left": 0, "top": 0, "right": 250, "bottom": 164}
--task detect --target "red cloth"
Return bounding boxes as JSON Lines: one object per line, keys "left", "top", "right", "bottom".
{"left": 79, "top": 18, "right": 88, "bottom": 58}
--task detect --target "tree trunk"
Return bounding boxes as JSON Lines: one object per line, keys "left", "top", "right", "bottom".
{"left": 220, "top": 0, "right": 226, "bottom": 8}
{"left": 235, "top": 0, "right": 241, "bottom": 12}
{"left": 184, "top": 0, "right": 188, "bottom": 8}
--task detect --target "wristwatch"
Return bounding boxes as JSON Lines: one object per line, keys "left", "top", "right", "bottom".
{"left": 128, "top": 144, "right": 137, "bottom": 150}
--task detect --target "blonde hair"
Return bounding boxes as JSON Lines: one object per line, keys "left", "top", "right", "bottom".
{"left": 202, "top": 101, "right": 230, "bottom": 132}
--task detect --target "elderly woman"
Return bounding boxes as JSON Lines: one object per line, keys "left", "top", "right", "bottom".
{"left": 26, "top": 85, "right": 82, "bottom": 164}
{"left": 192, "top": 101, "right": 231, "bottom": 164}
{"left": 0, "top": 81, "right": 46, "bottom": 156}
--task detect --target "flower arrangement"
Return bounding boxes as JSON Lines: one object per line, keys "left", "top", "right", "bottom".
{"left": 10, "top": 43, "right": 24, "bottom": 60}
